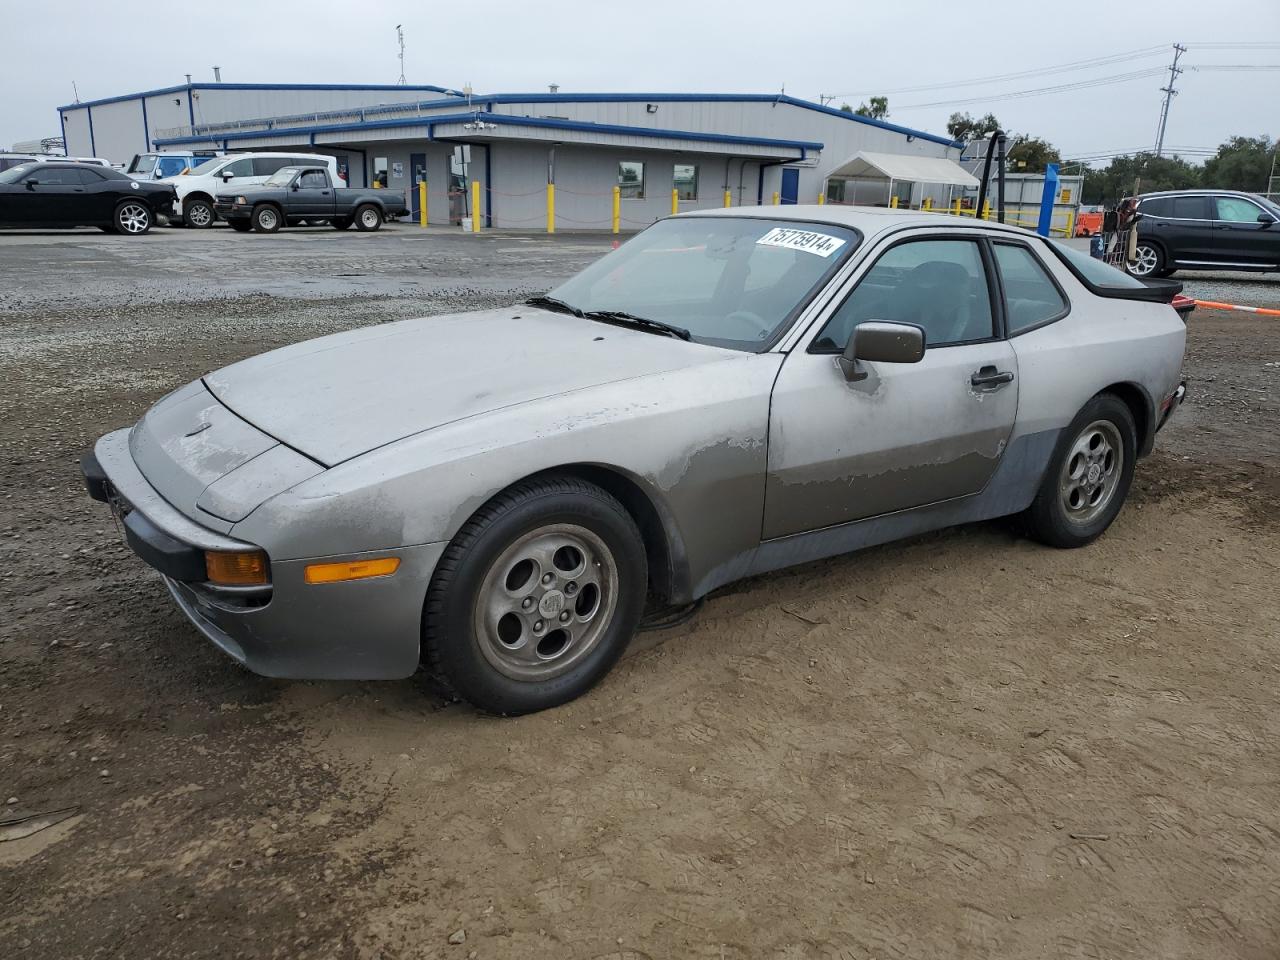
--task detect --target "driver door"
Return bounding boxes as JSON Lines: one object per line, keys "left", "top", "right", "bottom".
{"left": 763, "top": 235, "right": 1018, "bottom": 539}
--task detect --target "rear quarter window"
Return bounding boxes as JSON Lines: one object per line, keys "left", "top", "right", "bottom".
{"left": 1048, "top": 239, "right": 1147, "bottom": 289}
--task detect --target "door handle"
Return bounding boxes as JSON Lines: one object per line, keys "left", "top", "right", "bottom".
{"left": 971, "top": 366, "right": 1015, "bottom": 388}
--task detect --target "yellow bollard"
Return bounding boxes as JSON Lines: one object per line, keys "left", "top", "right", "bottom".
{"left": 671, "top": 188, "right": 679, "bottom": 216}
{"left": 889, "top": 195, "right": 899, "bottom": 209}
{"left": 817, "top": 192, "right": 825, "bottom": 205}
{"left": 951, "top": 198, "right": 960, "bottom": 216}
{"left": 723, "top": 189, "right": 731, "bottom": 208}
{"left": 981, "top": 200, "right": 991, "bottom": 221}
{"left": 419, "top": 180, "right": 427, "bottom": 228}
{"left": 471, "top": 180, "right": 481, "bottom": 232}
{"left": 547, "top": 182, "right": 555, "bottom": 234}
{"left": 923, "top": 197, "right": 933, "bottom": 211}
{"left": 1065, "top": 210, "right": 1075, "bottom": 237}
{"left": 611, "top": 185, "right": 620, "bottom": 234}
{"left": 772, "top": 191, "right": 780, "bottom": 205}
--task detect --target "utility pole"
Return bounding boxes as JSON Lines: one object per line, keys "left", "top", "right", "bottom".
{"left": 1153, "top": 43, "right": 1186, "bottom": 158}
{"left": 396, "top": 25, "right": 406, "bottom": 85}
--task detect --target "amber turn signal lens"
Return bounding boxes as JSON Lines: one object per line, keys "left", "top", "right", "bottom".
{"left": 205, "top": 550, "right": 270, "bottom": 586}
{"left": 304, "top": 557, "right": 400, "bottom": 584}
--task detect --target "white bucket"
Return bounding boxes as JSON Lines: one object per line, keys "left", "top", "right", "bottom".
{"left": 460, "top": 217, "right": 472, "bottom": 232}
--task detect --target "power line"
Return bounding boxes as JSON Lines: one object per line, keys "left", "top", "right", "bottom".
{"left": 822, "top": 44, "right": 1168, "bottom": 100}
{"left": 892, "top": 67, "right": 1167, "bottom": 110}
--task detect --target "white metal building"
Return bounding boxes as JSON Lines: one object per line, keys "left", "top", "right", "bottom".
{"left": 58, "top": 82, "right": 966, "bottom": 229}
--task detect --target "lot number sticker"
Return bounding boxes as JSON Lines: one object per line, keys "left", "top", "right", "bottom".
{"left": 756, "top": 227, "right": 846, "bottom": 258}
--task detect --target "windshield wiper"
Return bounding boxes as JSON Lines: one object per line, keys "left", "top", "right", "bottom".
{"left": 525, "top": 295, "right": 583, "bottom": 317}
{"left": 583, "top": 310, "right": 692, "bottom": 341}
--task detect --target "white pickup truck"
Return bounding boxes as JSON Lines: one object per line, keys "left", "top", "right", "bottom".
{"left": 162, "top": 153, "right": 347, "bottom": 227}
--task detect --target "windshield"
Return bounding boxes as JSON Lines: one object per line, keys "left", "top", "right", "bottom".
{"left": 547, "top": 217, "right": 860, "bottom": 351}
{"left": 188, "top": 157, "right": 225, "bottom": 177}
{"left": 1049, "top": 239, "right": 1147, "bottom": 289}
{"left": 265, "top": 166, "right": 303, "bottom": 187}
{"left": 129, "top": 154, "right": 157, "bottom": 174}
{"left": 0, "top": 163, "right": 38, "bottom": 184}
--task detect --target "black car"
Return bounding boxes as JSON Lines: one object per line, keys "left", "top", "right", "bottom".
{"left": 213, "top": 165, "right": 408, "bottom": 233}
{"left": 0, "top": 161, "right": 177, "bottom": 235}
{"left": 1130, "top": 189, "right": 1280, "bottom": 277}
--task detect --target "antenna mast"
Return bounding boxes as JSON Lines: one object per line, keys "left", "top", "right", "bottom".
{"left": 396, "top": 25, "right": 406, "bottom": 85}
{"left": 1153, "top": 43, "right": 1186, "bottom": 158}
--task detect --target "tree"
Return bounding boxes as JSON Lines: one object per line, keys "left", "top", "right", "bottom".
{"left": 946, "top": 111, "right": 1001, "bottom": 142}
{"left": 838, "top": 103, "right": 853, "bottom": 114}
{"left": 1201, "top": 135, "right": 1276, "bottom": 192}
{"left": 853, "top": 96, "right": 889, "bottom": 120}
{"left": 1079, "top": 153, "right": 1200, "bottom": 205}
{"left": 1006, "top": 136, "right": 1061, "bottom": 174}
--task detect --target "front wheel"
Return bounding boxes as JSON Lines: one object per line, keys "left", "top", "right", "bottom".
{"left": 1023, "top": 394, "right": 1137, "bottom": 548}
{"left": 423, "top": 477, "right": 647, "bottom": 714}
{"left": 1128, "top": 241, "right": 1163, "bottom": 278}
{"left": 354, "top": 204, "right": 382, "bottom": 232}
{"left": 113, "top": 201, "right": 152, "bottom": 235}
{"left": 184, "top": 199, "right": 215, "bottom": 228}
{"left": 251, "top": 205, "right": 281, "bottom": 233}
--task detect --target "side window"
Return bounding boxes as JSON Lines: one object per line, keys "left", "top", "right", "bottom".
{"left": 1138, "top": 196, "right": 1172, "bottom": 218}
{"left": 299, "top": 170, "right": 328, "bottom": 189}
{"left": 156, "top": 156, "right": 189, "bottom": 177}
{"left": 77, "top": 167, "right": 107, "bottom": 182}
{"left": 221, "top": 158, "right": 254, "bottom": 178}
{"left": 251, "top": 157, "right": 292, "bottom": 177}
{"left": 993, "top": 243, "right": 1068, "bottom": 335}
{"left": 30, "top": 167, "right": 82, "bottom": 185}
{"left": 813, "top": 239, "right": 993, "bottom": 352}
{"left": 1171, "top": 195, "right": 1211, "bottom": 219}
{"left": 1215, "top": 195, "right": 1262, "bottom": 223}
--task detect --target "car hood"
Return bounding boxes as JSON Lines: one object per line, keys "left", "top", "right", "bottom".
{"left": 203, "top": 306, "right": 733, "bottom": 466}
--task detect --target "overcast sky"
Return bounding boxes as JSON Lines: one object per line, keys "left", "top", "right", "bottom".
{"left": 3, "top": 0, "right": 1277, "bottom": 163}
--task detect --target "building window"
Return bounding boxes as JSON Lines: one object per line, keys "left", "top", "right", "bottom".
{"left": 674, "top": 163, "right": 698, "bottom": 201}
{"left": 825, "top": 180, "right": 847, "bottom": 204}
{"left": 373, "top": 156, "right": 389, "bottom": 189}
{"left": 618, "top": 161, "right": 645, "bottom": 199}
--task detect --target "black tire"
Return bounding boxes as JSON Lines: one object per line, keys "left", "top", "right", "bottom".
{"left": 227, "top": 219, "right": 251, "bottom": 232}
{"left": 332, "top": 217, "right": 353, "bottom": 230}
{"left": 354, "top": 204, "right": 382, "bottom": 232}
{"left": 113, "top": 200, "right": 152, "bottom": 235}
{"left": 184, "top": 198, "right": 215, "bottom": 229}
{"left": 423, "top": 476, "right": 648, "bottom": 714}
{"left": 1128, "top": 240, "right": 1165, "bottom": 278}
{"left": 251, "top": 204, "right": 282, "bottom": 233}
{"left": 1023, "top": 394, "right": 1137, "bottom": 548}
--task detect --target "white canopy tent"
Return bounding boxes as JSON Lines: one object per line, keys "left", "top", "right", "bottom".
{"left": 824, "top": 150, "right": 979, "bottom": 209}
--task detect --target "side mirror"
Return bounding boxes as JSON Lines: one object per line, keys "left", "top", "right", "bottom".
{"left": 25, "top": 179, "right": 38, "bottom": 189}
{"left": 839, "top": 321, "right": 925, "bottom": 382}
{"left": 290, "top": 181, "right": 300, "bottom": 191}
{"left": 1259, "top": 212, "right": 1277, "bottom": 225}
{"left": 221, "top": 170, "right": 235, "bottom": 180}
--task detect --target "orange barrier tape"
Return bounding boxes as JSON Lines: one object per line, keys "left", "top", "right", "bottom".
{"left": 1193, "top": 299, "right": 1280, "bottom": 317}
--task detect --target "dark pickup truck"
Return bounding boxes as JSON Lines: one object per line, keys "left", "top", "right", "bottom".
{"left": 214, "top": 165, "right": 409, "bottom": 232}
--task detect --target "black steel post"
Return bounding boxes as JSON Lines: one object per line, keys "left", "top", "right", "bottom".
{"left": 996, "top": 133, "right": 1007, "bottom": 224}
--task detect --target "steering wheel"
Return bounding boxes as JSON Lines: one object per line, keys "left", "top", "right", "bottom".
{"left": 723, "top": 309, "right": 771, "bottom": 340}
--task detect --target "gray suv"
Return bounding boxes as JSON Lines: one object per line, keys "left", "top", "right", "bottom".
{"left": 1130, "top": 189, "right": 1280, "bottom": 277}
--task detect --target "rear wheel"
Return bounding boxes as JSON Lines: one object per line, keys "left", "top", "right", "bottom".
{"left": 1023, "top": 394, "right": 1137, "bottom": 548}
{"left": 251, "top": 205, "right": 281, "bottom": 233}
{"left": 1128, "top": 241, "right": 1164, "bottom": 278}
{"left": 184, "top": 198, "right": 215, "bottom": 228}
{"left": 424, "top": 476, "right": 647, "bottom": 714}
{"left": 354, "top": 204, "right": 382, "bottom": 232}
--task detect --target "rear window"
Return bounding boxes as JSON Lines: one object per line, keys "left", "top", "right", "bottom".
{"left": 252, "top": 156, "right": 294, "bottom": 177}
{"left": 1048, "top": 239, "right": 1147, "bottom": 289}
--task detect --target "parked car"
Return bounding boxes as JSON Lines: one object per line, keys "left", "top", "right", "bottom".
{"left": 126, "top": 151, "right": 220, "bottom": 181}
{"left": 165, "top": 152, "right": 348, "bottom": 228}
{"left": 82, "top": 208, "right": 1186, "bottom": 713}
{"left": 214, "top": 165, "right": 407, "bottom": 232}
{"left": 0, "top": 161, "right": 177, "bottom": 234}
{"left": 1129, "top": 189, "right": 1280, "bottom": 277}
{"left": 0, "top": 152, "right": 41, "bottom": 172}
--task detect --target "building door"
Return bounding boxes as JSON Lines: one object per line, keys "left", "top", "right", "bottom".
{"left": 780, "top": 167, "right": 799, "bottom": 205}
{"left": 409, "top": 152, "right": 426, "bottom": 219}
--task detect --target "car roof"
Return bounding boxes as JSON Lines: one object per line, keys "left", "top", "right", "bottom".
{"left": 1139, "top": 188, "right": 1258, "bottom": 198}
{"left": 681, "top": 204, "right": 1046, "bottom": 241}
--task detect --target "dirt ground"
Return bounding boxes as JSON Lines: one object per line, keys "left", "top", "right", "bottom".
{"left": 1, "top": 229, "right": 1278, "bottom": 960}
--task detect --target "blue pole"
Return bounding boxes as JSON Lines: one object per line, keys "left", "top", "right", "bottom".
{"left": 1037, "top": 162, "right": 1060, "bottom": 237}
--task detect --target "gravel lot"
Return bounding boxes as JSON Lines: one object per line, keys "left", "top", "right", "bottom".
{"left": 1, "top": 225, "right": 1278, "bottom": 960}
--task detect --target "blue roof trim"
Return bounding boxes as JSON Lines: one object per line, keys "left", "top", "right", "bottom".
{"left": 57, "top": 82, "right": 452, "bottom": 112}
{"left": 154, "top": 111, "right": 824, "bottom": 153}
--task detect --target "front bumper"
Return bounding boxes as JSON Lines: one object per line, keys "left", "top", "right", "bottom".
{"left": 213, "top": 201, "right": 250, "bottom": 220}
{"left": 82, "top": 431, "right": 445, "bottom": 680}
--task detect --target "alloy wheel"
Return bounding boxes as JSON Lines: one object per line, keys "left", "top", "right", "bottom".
{"left": 118, "top": 203, "right": 150, "bottom": 234}
{"left": 473, "top": 523, "right": 619, "bottom": 682}
{"left": 186, "top": 203, "right": 213, "bottom": 227}
{"left": 1129, "top": 244, "right": 1159, "bottom": 277}
{"left": 1058, "top": 419, "right": 1124, "bottom": 525}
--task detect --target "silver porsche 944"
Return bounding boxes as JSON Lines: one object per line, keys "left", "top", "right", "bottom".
{"left": 83, "top": 208, "right": 1187, "bottom": 713}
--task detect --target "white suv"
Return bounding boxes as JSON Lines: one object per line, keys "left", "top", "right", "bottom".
{"left": 163, "top": 153, "right": 348, "bottom": 227}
